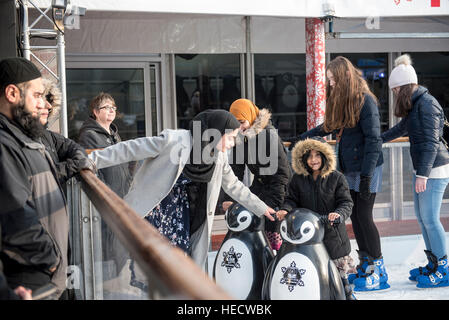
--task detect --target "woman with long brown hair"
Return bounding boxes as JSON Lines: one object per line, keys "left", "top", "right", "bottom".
{"left": 290, "top": 56, "right": 389, "bottom": 292}
{"left": 383, "top": 54, "right": 449, "bottom": 288}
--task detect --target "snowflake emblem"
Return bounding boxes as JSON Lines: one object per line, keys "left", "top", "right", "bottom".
{"left": 221, "top": 246, "right": 242, "bottom": 273}
{"left": 280, "top": 261, "right": 306, "bottom": 292}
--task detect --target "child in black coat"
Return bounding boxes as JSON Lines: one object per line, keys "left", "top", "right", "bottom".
{"left": 277, "top": 137, "right": 356, "bottom": 300}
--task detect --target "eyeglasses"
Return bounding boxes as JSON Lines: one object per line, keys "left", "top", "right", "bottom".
{"left": 98, "top": 105, "right": 117, "bottom": 112}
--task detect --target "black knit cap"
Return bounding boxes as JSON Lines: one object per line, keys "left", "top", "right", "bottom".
{"left": 0, "top": 57, "right": 42, "bottom": 87}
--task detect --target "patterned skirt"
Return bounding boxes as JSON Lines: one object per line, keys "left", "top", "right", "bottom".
{"left": 344, "top": 165, "right": 383, "bottom": 193}
{"left": 143, "top": 173, "right": 191, "bottom": 253}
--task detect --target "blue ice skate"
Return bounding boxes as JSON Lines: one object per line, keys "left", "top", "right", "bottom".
{"left": 353, "top": 256, "right": 390, "bottom": 291}
{"left": 416, "top": 256, "right": 449, "bottom": 288}
{"left": 409, "top": 250, "right": 436, "bottom": 282}
{"left": 348, "top": 250, "right": 369, "bottom": 284}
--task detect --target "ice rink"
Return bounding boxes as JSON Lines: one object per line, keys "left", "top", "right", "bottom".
{"left": 208, "top": 232, "right": 449, "bottom": 300}
{"left": 349, "top": 233, "right": 449, "bottom": 300}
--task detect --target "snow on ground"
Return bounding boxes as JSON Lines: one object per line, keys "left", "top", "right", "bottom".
{"left": 208, "top": 232, "right": 449, "bottom": 300}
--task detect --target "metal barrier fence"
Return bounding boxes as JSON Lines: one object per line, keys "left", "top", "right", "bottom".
{"left": 66, "top": 169, "right": 231, "bottom": 300}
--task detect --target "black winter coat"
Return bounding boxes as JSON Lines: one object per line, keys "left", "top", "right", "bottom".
{"left": 300, "top": 94, "right": 383, "bottom": 177}
{"left": 78, "top": 117, "right": 132, "bottom": 198}
{"left": 0, "top": 225, "right": 18, "bottom": 300}
{"left": 0, "top": 114, "right": 68, "bottom": 296}
{"left": 224, "top": 109, "right": 292, "bottom": 209}
{"left": 382, "top": 86, "right": 449, "bottom": 177}
{"left": 41, "top": 129, "right": 92, "bottom": 185}
{"left": 281, "top": 138, "right": 353, "bottom": 259}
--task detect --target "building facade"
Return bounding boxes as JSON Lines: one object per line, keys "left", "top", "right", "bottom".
{"left": 50, "top": 12, "right": 449, "bottom": 221}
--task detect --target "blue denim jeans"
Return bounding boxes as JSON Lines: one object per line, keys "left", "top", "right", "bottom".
{"left": 413, "top": 175, "right": 449, "bottom": 259}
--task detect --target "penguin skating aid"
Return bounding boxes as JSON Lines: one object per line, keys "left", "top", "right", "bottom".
{"left": 262, "top": 208, "right": 346, "bottom": 300}
{"left": 213, "top": 203, "right": 274, "bottom": 299}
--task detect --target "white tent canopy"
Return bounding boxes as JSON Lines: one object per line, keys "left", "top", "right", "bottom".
{"left": 33, "top": 0, "right": 449, "bottom": 18}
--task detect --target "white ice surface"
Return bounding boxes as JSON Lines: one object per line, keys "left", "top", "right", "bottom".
{"left": 208, "top": 232, "right": 449, "bottom": 300}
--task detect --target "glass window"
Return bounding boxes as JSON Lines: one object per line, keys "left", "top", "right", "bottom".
{"left": 175, "top": 54, "right": 241, "bottom": 129}
{"left": 254, "top": 54, "right": 307, "bottom": 139}
{"left": 330, "top": 53, "right": 389, "bottom": 133}
{"left": 406, "top": 52, "right": 449, "bottom": 117}
{"left": 149, "top": 65, "right": 158, "bottom": 137}
{"left": 66, "top": 68, "right": 146, "bottom": 142}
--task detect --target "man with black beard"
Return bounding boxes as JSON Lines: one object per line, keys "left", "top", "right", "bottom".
{"left": 0, "top": 57, "right": 70, "bottom": 299}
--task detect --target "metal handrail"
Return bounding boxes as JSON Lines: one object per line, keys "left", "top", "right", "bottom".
{"left": 283, "top": 136, "right": 409, "bottom": 147}
{"left": 78, "top": 169, "right": 232, "bottom": 300}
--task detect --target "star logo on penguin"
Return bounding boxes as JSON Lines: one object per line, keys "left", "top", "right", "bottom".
{"left": 280, "top": 261, "right": 306, "bottom": 292}
{"left": 221, "top": 246, "right": 242, "bottom": 273}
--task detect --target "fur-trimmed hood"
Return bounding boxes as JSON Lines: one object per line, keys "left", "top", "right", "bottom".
{"left": 236, "top": 108, "right": 272, "bottom": 144}
{"left": 42, "top": 78, "right": 62, "bottom": 124}
{"left": 291, "top": 138, "right": 336, "bottom": 178}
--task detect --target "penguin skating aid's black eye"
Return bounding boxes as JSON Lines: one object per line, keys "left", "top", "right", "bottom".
{"left": 240, "top": 217, "right": 247, "bottom": 223}
{"left": 303, "top": 227, "right": 310, "bottom": 234}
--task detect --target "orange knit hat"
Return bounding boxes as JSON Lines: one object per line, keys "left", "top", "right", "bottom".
{"left": 229, "top": 98, "right": 260, "bottom": 125}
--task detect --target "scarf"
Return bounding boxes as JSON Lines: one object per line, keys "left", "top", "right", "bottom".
{"left": 229, "top": 98, "right": 260, "bottom": 125}
{"left": 183, "top": 109, "right": 240, "bottom": 183}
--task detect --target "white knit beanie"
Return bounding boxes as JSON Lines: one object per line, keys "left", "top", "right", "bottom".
{"left": 388, "top": 54, "right": 418, "bottom": 89}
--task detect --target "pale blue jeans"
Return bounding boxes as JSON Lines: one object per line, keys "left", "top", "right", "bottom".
{"left": 413, "top": 175, "right": 449, "bottom": 259}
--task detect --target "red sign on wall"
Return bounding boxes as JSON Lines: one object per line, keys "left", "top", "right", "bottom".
{"left": 395, "top": 0, "right": 441, "bottom": 7}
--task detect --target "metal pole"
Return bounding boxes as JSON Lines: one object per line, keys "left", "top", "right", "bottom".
{"left": 57, "top": 32, "right": 68, "bottom": 137}
{"left": 245, "top": 16, "right": 254, "bottom": 101}
{"left": 22, "top": 0, "right": 31, "bottom": 60}
{"left": 388, "top": 52, "right": 404, "bottom": 221}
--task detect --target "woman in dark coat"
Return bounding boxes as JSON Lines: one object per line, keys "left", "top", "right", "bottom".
{"left": 383, "top": 54, "right": 449, "bottom": 288}
{"left": 78, "top": 93, "right": 132, "bottom": 198}
{"left": 78, "top": 93, "right": 132, "bottom": 279}
{"left": 292, "top": 56, "right": 388, "bottom": 291}
{"left": 276, "top": 136, "right": 355, "bottom": 300}
{"left": 223, "top": 99, "right": 291, "bottom": 251}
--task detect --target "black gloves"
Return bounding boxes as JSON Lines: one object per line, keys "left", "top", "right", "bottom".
{"left": 78, "top": 157, "right": 97, "bottom": 173}
{"left": 359, "top": 175, "right": 372, "bottom": 201}
{"left": 73, "top": 150, "right": 96, "bottom": 172}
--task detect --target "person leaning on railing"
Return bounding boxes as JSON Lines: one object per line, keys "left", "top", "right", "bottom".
{"left": 88, "top": 109, "right": 276, "bottom": 274}
{"left": 39, "top": 78, "right": 96, "bottom": 186}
